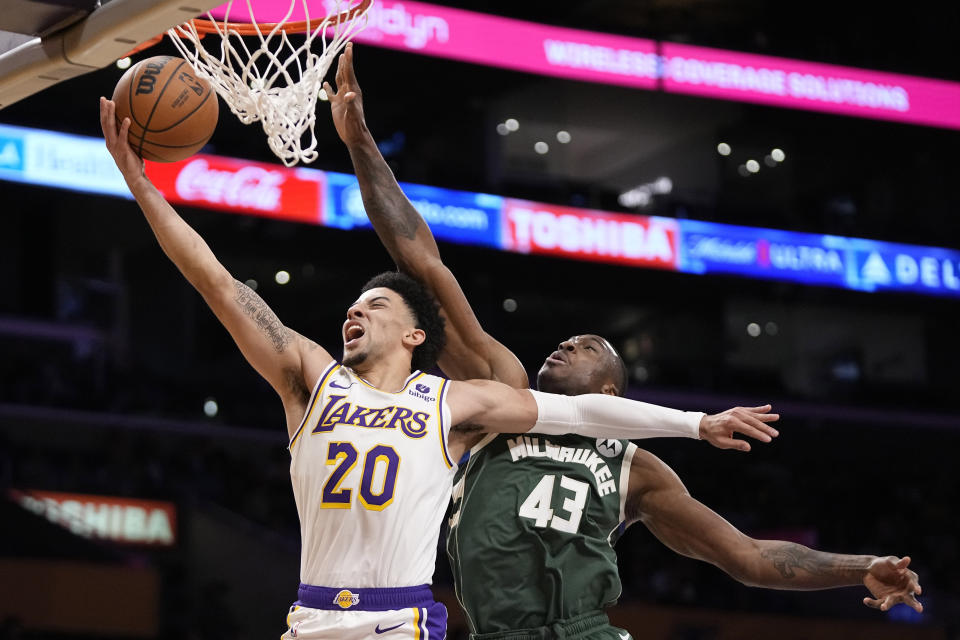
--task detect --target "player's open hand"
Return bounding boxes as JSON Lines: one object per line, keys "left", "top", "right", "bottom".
{"left": 99, "top": 96, "right": 144, "bottom": 183}
{"left": 698, "top": 405, "right": 779, "bottom": 451}
{"left": 863, "top": 556, "right": 923, "bottom": 613}
{"left": 324, "top": 42, "right": 370, "bottom": 147}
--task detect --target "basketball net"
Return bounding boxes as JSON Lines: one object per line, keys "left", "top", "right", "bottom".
{"left": 167, "top": 0, "right": 372, "bottom": 166}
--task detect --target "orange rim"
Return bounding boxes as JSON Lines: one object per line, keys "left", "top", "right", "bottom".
{"left": 122, "top": 0, "right": 371, "bottom": 57}
{"left": 187, "top": 0, "right": 372, "bottom": 35}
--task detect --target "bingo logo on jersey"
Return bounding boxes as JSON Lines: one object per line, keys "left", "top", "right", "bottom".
{"left": 409, "top": 383, "right": 436, "bottom": 402}
{"left": 333, "top": 590, "right": 360, "bottom": 609}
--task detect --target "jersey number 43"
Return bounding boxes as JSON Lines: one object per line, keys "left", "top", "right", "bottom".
{"left": 518, "top": 474, "right": 589, "bottom": 534}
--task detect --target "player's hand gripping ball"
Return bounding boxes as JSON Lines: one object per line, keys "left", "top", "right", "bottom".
{"left": 111, "top": 55, "right": 219, "bottom": 162}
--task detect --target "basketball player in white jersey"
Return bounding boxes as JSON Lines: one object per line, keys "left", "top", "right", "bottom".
{"left": 100, "top": 96, "right": 780, "bottom": 640}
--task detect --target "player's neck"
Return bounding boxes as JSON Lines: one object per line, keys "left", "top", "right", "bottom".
{"left": 350, "top": 354, "right": 417, "bottom": 393}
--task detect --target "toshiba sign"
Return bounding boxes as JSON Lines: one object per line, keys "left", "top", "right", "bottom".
{"left": 503, "top": 200, "right": 679, "bottom": 269}
{"left": 10, "top": 489, "right": 177, "bottom": 546}
{"left": 147, "top": 155, "right": 324, "bottom": 224}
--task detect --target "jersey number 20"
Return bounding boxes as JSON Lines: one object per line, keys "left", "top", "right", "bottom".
{"left": 518, "top": 474, "right": 589, "bottom": 533}
{"left": 321, "top": 442, "right": 399, "bottom": 511}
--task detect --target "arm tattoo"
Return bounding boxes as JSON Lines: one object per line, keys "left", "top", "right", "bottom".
{"left": 354, "top": 153, "right": 423, "bottom": 241}
{"left": 233, "top": 280, "right": 292, "bottom": 353}
{"left": 379, "top": 191, "right": 422, "bottom": 241}
{"left": 760, "top": 542, "right": 867, "bottom": 580}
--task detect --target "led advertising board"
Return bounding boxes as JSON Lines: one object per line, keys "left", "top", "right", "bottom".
{"left": 209, "top": 1, "right": 960, "bottom": 129}
{"left": 3, "top": 124, "right": 959, "bottom": 299}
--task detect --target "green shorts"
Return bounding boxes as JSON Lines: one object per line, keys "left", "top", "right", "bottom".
{"left": 470, "top": 611, "right": 633, "bottom": 640}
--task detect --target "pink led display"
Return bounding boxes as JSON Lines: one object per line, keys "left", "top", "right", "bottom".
{"left": 209, "top": 1, "right": 960, "bottom": 129}
{"left": 209, "top": 0, "right": 660, "bottom": 89}
{"left": 660, "top": 43, "right": 960, "bottom": 129}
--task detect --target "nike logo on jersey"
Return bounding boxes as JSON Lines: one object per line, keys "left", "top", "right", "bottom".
{"left": 506, "top": 435, "right": 618, "bottom": 496}
{"left": 375, "top": 622, "right": 405, "bottom": 634}
{"left": 329, "top": 379, "right": 353, "bottom": 389}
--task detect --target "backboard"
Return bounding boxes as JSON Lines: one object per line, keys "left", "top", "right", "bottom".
{"left": 0, "top": 0, "right": 224, "bottom": 109}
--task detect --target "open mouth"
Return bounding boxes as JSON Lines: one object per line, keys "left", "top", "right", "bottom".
{"left": 546, "top": 351, "right": 567, "bottom": 365}
{"left": 344, "top": 323, "right": 366, "bottom": 347}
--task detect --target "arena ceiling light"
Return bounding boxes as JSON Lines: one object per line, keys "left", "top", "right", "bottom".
{"left": 618, "top": 177, "right": 673, "bottom": 208}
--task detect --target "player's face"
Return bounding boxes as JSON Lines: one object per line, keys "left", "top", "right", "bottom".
{"left": 536, "top": 334, "right": 619, "bottom": 396}
{"left": 342, "top": 287, "right": 419, "bottom": 368}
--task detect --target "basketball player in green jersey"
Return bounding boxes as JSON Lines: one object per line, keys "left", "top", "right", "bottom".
{"left": 326, "top": 44, "right": 922, "bottom": 639}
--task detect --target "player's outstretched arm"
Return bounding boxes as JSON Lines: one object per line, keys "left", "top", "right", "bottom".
{"left": 446, "top": 381, "right": 779, "bottom": 449}
{"left": 324, "top": 44, "right": 527, "bottom": 388}
{"left": 100, "top": 98, "right": 333, "bottom": 434}
{"left": 627, "top": 448, "right": 923, "bottom": 611}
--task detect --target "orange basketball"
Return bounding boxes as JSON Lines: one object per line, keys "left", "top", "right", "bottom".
{"left": 112, "top": 55, "right": 219, "bottom": 163}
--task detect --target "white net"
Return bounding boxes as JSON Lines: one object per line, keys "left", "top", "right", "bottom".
{"left": 168, "top": 0, "right": 371, "bottom": 166}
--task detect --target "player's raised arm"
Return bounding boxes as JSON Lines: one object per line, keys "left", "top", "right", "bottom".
{"left": 324, "top": 44, "right": 528, "bottom": 388}
{"left": 100, "top": 97, "right": 333, "bottom": 435}
{"left": 625, "top": 448, "right": 923, "bottom": 610}
{"left": 446, "top": 380, "right": 779, "bottom": 450}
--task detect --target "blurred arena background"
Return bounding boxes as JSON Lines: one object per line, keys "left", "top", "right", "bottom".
{"left": 1, "top": 1, "right": 958, "bottom": 638}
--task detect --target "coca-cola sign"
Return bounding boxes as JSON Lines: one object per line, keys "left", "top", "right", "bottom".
{"left": 175, "top": 159, "right": 284, "bottom": 210}
{"left": 147, "top": 155, "right": 324, "bottom": 223}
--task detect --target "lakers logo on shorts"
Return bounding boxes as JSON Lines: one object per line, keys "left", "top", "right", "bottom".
{"left": 333, "top": 590, "right": 360, "bottom": 609}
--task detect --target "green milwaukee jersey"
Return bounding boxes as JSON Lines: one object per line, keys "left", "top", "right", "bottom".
{"left": 446, "top": 432, "right": 638, "bottom": 635}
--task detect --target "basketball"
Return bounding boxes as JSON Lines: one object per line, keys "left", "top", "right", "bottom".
{"left": 111, "top": 55, "right": 218, "bottom": 162}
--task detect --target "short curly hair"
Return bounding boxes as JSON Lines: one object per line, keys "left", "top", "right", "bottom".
{"left": 361, "top": 271, "right": 446, "bottom": 373}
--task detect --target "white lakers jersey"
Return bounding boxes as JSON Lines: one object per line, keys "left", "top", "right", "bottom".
{"left": 288, "top": 362, "right": 458, "bottom": 588}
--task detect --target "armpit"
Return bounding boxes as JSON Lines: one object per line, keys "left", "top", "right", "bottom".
{"left": 283, "top": 366, "right": 310, "bottom": 404}
{"left": 452, "top": 422, "right": 485, "bottom": 435}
